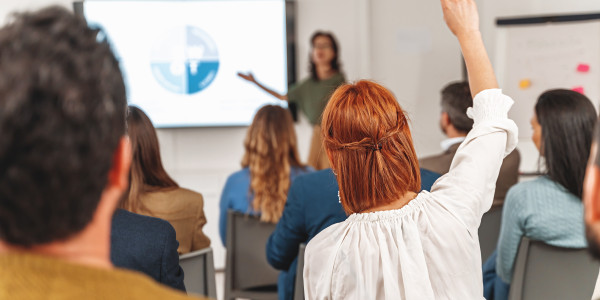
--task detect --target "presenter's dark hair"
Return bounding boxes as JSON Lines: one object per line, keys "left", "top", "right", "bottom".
{"left": 121, "top": 106, "right": 178, "bottom": 213}
{"left": 0, "top": 6, "right": 127, "bottom": 246}
{"left": 441, "top": 81, "right": 473, "bottom": 133}
{"left": 310, "top": 31, "right": 341, "bottom": 80}
{"left": 536, "top": 89, "right": 597, "bottom": 198}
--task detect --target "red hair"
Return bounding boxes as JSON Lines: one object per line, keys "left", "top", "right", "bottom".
{"left": 321, "top": 80, "right": 421, "bottom": 214}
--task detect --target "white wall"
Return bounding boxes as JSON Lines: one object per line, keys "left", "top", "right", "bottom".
{"left": 2, "top": 0, "right": 600, "bottom": 269}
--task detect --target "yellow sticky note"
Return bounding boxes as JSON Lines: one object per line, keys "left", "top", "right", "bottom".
{"left": 519, "top": 79, "right": 531, "bottom": 90}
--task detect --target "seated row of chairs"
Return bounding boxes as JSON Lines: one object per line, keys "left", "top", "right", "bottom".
{"left": 183, "top": 210, "right": 600, "bottom": 300}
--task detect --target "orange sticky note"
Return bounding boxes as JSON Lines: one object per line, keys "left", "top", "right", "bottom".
{"left": 573, "top": 86, "right": 585, "bottom": 94}
{"left": 519, "top": 79, "right": 531, "bottom": 90}
{"left": 577, "top": 64, "right": 590, "bottom": 73}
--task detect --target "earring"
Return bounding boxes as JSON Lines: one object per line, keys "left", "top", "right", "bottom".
{"left": 338, "top": 191, "right": 341, "bottom": 203}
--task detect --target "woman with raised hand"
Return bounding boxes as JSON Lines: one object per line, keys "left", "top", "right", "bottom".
{"left": 238, "top": 31, "right": 345, "bottom": 170}
{"left": 122, "top": 106, "right": 210, "bottom": 254}
{"left": 302, "top": 0, "right": 518, "bottom": 298}
{"left": 219, "top": 105, "right": 313, "bottom": 246}
{"left": 483, "top": 90, "right": 596, "bottom": 300}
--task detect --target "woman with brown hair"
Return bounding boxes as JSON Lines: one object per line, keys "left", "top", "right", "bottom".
{"left": 238, "top": 31, "right": 345, "bottom": 170}
{"left": 303, "top": 0, "right": 518, "bottom": 298}
{"left": 122, "top": 106, "right": 210, "bottom": 254}
{"left": 219, "top": 105, "right": 313, "bottom": 245}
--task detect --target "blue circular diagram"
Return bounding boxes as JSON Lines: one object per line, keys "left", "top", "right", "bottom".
{"left": 151, "top": 26, "right": 219, "bottom": 94}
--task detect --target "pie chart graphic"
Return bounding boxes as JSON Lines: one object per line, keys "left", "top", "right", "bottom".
{"left": 151, "top": 26, "right": 219, "bottom": 94}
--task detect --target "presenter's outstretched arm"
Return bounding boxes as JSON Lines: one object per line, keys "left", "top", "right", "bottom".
{"left": 441, "top": 0, "right": 497, "bottom": 96}
{"left": 238, "top": 72, "right": 288, "bottom": 101}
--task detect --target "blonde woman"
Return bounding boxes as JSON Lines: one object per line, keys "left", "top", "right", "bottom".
{"left": 219, "top": 105, "right": 313, "bottom": 245}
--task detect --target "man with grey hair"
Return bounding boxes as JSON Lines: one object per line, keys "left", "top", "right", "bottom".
{"left": 420, "top": 81, "right": 520, "bottom": 206}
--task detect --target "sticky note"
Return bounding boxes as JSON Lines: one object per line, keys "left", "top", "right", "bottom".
{"left": 519, "top": 79, "right": 531, "bottom": 90}
{"left": 577, "top": 64, "right": 590, "bottom": 73}
{"left": 573, "top": 86, "right": 585, "bottom": 94}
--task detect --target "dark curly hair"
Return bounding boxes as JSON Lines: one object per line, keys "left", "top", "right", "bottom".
{"left": 0, "top": 6, "right": 127, "bottom": 246}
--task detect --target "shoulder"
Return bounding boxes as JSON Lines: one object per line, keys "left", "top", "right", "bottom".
{"left": 305, "top": 220, "right": 346, "bottom": 254}
{"left": 225, "top": 168, "right": 250, "bottom": 185}
{"left": 292, "top": 168, "right": 336, "bottom": 190}
{"left": 505, "top": 176, "right": 561, "bottom": 206}
{"left": 503, "top": 148, "right": 521, "bottom": 165}
{"left": 109, "top": 268, "right": 202, "bottom": 300}
{"left": 112, "top": 209, "right": 174, "bottom": 238}
{"left": 419, "top": 152, "right": 452, "bottom": 174}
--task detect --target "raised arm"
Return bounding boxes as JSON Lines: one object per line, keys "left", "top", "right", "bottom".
{"left": 441, "top": 0, "right": 497, "bottom": 95}
{"left": 237, "top": 72, "right": 288, "bottom": 101}
{"left": 432, "top": 0, "right": 519, "bottom": 230}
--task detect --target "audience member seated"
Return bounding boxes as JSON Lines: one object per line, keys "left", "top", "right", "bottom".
{"left": 111, "top": 209, "right": 186, "bottom": 291}
{"left": 483, "top": 89, "right": 596, "bottom": 300}
{"left": 266, "top": 167, "right": 441, "bottom": 300}
{"left": 0, "top": 7, "right": 203, "bottom": 299}
{"left": 583, "top": 114, "right": 600, "bottom": 300}
{"left": 121, "top": 106, "right": 210, "bottom": 254}
{"left": 219, "top": 105, "right": 313, "bottom": 245}
{"left": 303, "top": 0, "right": 519, "bottom": 297}
{"left": 420, "top": 80, "right": 520, "bottom": 206}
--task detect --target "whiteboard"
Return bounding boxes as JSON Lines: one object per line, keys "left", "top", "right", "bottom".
{"left": 495, "top": 17, "right": 600, "bottom": 138}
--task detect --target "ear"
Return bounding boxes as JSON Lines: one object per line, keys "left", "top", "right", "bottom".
{"left": 584, "top": 143, "right": 600, "bottom": 224}
{"left": 92, "top": 136, "right": 132, "bottom": 228}
{"left": 441, "top": 112, "right": 450, "bottom": 127}
{"left": 108, "top": 137, "right": 132, "bottom": 191}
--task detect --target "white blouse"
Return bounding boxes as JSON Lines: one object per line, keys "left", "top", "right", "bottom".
{"left": 303, "top": 89, "right": 518, "bottom": 300}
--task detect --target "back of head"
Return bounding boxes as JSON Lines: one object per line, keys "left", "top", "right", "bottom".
{"left": 0, "top": 6, "right": 126, "bottom": 247}
{"left": 123, "top": 106, "right": 178, "bottom": 213}
{"left": 441, "top": 81, "right": 473, "bottom": 134}
{"left": 321, "top": 80, "right": 421, "bottom": 214}
{"left": 242, "top": 105, "right": 302, "bottom": 223}
{"left": 536, "top": 89, "right": 597, "bottom": 198}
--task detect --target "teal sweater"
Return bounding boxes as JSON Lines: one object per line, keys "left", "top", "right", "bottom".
{"left": 496, "top": 176, "right": 586, "bottom": 283}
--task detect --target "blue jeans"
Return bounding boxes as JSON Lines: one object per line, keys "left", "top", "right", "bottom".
{"left": 482, "top": 251, "right": 510, "bottom": 300}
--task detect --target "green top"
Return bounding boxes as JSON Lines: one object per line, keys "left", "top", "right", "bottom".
{"left": 288, "top": 72, "right": 346, "bottom": 125}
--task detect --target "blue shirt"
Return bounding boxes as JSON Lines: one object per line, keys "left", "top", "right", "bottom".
{"left": 496, "top": 176, "right": 586, "bottom": 283}
{"left": 219, "top": 166, "right": 313, "bottom": 246}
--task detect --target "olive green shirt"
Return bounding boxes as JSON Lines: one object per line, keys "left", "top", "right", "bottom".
{"left": 288, "top": 72, "right": 346, "bottom": 125}
{"left": 0, "top": 252, "right": 206, "bottom": 300}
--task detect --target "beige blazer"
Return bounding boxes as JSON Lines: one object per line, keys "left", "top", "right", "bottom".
{"left": 420, "top": 143, "right": 521, "bottom": 206}
{"left": 138, "top": 187, "right": 211, "bottom": 254}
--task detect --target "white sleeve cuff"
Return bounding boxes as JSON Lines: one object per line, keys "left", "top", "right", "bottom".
{"left": 466, "top": 88, "right": 515, "bottom": 126}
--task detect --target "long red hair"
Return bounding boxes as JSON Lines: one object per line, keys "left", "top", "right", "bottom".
{"left": 321, "top": 80, "right": 421, "bottom": 214}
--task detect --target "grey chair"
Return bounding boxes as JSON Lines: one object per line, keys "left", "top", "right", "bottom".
{"left": 293, "top": 243, "right": 306, "bottom": 300}
{"left": 479, "top": 206, "right": 503, "bottom": 261}
{"left": 179, "top": 247, "right": 217, "bottom": 298}
{"left": 508, "top": 237, "right": 600, "bottom": 300}
{"left": 224, "top": 210, "right": 279, "bottom": 300}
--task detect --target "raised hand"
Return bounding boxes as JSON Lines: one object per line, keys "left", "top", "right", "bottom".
{"left": 237, "top": 72, "right": 256, "bottom": 83}
{"left": 440, "top": 0, "right": 496, "bottom": 96}
{"left": 440, "top": 0, "right": 480, "bottom": 38}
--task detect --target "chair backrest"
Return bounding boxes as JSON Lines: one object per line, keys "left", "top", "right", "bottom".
{"left": 179, "top": 247, "right": 217, "bottom": 298}
{"left": 479, "top": 206, "right": 503, "bottom": 261}
{"left": 225, "top": 210, "right": 279, "bottom": 291}
{"left": 293, "top": 243, "right": 307, "bottom": 300}
{"left": 508, "top": 237, "right": 600, "bottom": 300}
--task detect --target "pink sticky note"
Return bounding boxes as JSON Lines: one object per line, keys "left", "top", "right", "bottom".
{"left": 577, "top": 64, "right": 590, "bottom": 73}
{"left": 573, "top": 86, "right": 585, "bottom": 94}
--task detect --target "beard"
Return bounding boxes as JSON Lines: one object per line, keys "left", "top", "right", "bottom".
{"left": 585, "top": 225, "right": 600, "bottom": 260}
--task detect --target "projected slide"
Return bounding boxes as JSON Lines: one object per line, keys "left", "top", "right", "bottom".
{"left": 83, "top": 0, "right": 287, "bottom": 127}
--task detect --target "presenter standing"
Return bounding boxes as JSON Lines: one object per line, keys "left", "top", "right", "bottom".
{"left": 238, "top": 31, "right": 345, "bottom": 170}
